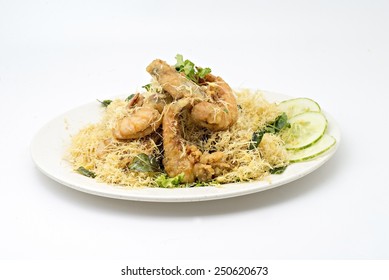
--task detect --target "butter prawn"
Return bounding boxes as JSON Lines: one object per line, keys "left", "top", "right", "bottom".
{"left": 112, "top": 93, "right": 170, "bottom": 140}
{"left": 68, "top": 55, "right": 290, "bottom": 187}
{"left": 191, "top": 73, "right": 238, "bottom": 131}
{"left": 162, "top": 98, "right": 230, "bottom": 183}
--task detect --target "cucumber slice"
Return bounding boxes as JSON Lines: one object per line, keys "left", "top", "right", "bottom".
{"left": 288, "top": 134, "right": 336, "bottom": 162}
{"left": 282, "top": 111, "right": 327, "bottom": 150}
{"left": 278, "top": 98, "right": 321, "bottom": 118}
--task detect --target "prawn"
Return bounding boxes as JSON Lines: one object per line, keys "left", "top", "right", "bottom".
{"left": 147, "top": 59, "right": 238, "bottom": 131}
{"left": 190, "top": 73, "right": 238, "bottom": 131}
{"left": 112, "top": 93, "right": 169, "bottom": 140}
{"left": 146, "top": 59, "right": 205, "bottom": 100}
{"left": 162, "top": 98, "right": 230, "bottom": 183}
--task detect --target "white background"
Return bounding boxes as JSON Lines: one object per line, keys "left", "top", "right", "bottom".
{"left": 1, "top": 0, "right": 388, "bottom": 261}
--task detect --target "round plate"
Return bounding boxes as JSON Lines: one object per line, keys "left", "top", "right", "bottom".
{"left": 30, "top": 91, "right": 340, "bottom": 202}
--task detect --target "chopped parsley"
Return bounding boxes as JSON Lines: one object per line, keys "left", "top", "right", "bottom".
{"left": 174, "top": 54, "right": 211, "bottom": 84}
{"left": 155, "top": 173, "right": 184, "bottom": 188}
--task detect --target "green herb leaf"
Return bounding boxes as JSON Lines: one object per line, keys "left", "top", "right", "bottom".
{"left": 97, "top": 99, "right": 112, "bottom": 107}
{"left": 142, "top": 84, "right": 152, "bottom": 91}
{"left": 76, "top": 166, "right": 96, "bottom": 178}
{"left": 264, "top": 126, "right": 276, "bottom": 134}
{"left": 128, "top": 153, "right": 162, "bottom": 173}
{"left": 197, "top": 67, "right": 211, "bottom": 79}
{"left": 248, "top": 113, "right": 289, "bottom": 150}
{"left": 174, "top": 54, "right": 184, "bottom": 69}
{"left": 270, "top": 166, "right": 287, "bottom": 174}
{"left": 187, "top": 180, "right": 220, "bottom": 188}
{"left": 155, "top": 173, "right": 184, "bottom": 188}
{"left": 125, "top": 94, "right": 136, "bottom": 102}
{"left": 183, "top": 60, "right": 195, "bottom": 75}
{"left": 174, "top": 54, "right": 211, "bottom": 84}
{"left": 273, "top": 112, "right": 289, "bottom": 132}
{"left": 248, "top": 130, "right": 266, "bottom": 150}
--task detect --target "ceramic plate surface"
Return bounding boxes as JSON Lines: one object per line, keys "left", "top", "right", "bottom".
{"left": 31, "top": 91, "right": 340, "bottom": 202}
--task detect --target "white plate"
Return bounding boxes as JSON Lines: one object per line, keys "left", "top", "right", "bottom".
{"left": 30, "top": 91, "right": 340, "bottom": 202}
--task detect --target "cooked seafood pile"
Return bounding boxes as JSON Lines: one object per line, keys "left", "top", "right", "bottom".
{"left": 68, "top": 55, "right": 289, "bottom": 187}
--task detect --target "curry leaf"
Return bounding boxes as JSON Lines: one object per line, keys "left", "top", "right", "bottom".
{"left": 142, "top": 84, "right": 152, "bottom": 91}
{"left": 273, "top": 112, "right": 289, "bottom": 132}
{"left": 270, "top": 166, "right": 287, "bottom": 174}
{"left": 248, "top": 130, "right": 266, "bottom": 150}
{"left": 128, "top": 153, "right": 162, "bottom": 173}
{"left": 97, "top": 99, "right": 112, "bottom": 107}
{"left": 76, "top": 166, "right": 96, "bottom": 178}
{"left": 249, "top": 113, "right": 289, "bottom": 150}
{"left": 125, "top": 94, "right": 136, "bottom": 102}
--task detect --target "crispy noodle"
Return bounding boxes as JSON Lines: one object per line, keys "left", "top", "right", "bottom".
{"left": 67, "top": 89, "right": 289, "bottom": 187}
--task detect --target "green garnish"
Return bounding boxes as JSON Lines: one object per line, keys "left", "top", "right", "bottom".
{"left": 155, "top": 173, "right": 184, "bottom": 188}
{"left": 142, "top": 84, "right": 152, "bottom": 91}
{"left": 125, "top": 94, "right": 136, "bottom": 102}
{"left": 174, "top": 54, "right": 211, "bottom": 84}
{"left": 97, "top": 99, "right": 112, "bottom": 107}
{"left": 266, "top": 113, "right": 289, "bottom": 134}
{"left": 249, "top": 113, "right": 290, "bottom": 150}
{"left": 187, "top": 180, "right": 220, "bottom": 188}
{"left": 197, "top": 67, "right": 212, "bottom": 79}
{"left": 248, "top": 131, "right": 266, "bottom": 150}
{"left": 270, "top": 166, "right": 288, "bottom": 174}
{"left": 127, "top": 153, "right": 162, "bottom": 173}
{"left": 76, "top": 166, "right": 96, "bottom": 178}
